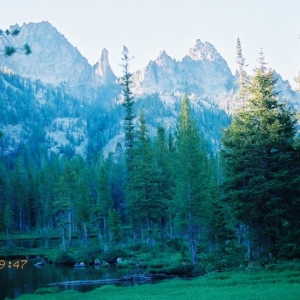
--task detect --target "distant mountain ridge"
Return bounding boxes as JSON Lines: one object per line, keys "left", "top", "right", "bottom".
{"left": 0, "top": 21, "right": 299, "bottom": 157}
{"left": 0, "top": 22, "right": 235, "bottom": 98}
{"left": 1, "top": 21, "right": 298, "bottom": 104}
{"left": 0, "top": 21, "right": 116, "bottom": 98}
{"left": 132, "top": 39, "right": 233, "bottom": 97}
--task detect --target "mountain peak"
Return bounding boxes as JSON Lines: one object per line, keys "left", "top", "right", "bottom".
{"left": 0, "top": 21, "right": 92, "bottom": 96}
{"left": 188, "top": 39, "right": 220, "bottom": 61}
{"left": 158, "top": 50, "right": 167, "bottom": 57}
{"left": 12, "top": 21, "right": 60, "bottom": 37}
{"left": 154, "top": 50, "right": 173, "bottom": 67}
{"left": 94, "top": 48, "right": 116, "bottom": 84}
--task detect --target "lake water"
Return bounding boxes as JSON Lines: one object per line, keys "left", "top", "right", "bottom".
{"left": 0, "top": 259, "right": 139, "bottom": 299}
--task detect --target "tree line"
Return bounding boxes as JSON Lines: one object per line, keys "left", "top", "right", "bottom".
{"left": 0, "top": 41, "right": 300, "bottom": 265}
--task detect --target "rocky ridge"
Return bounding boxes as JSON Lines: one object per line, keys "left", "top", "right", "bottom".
{"left": 0, "top": 21, "right": 299, "bottom": 157}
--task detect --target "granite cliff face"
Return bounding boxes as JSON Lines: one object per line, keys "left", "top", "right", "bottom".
{"left": 0, "top": 21, "right": 298, "bottom": 106}
{"left": 0, "top": 22, "right": 93, "bottom": 94}
{"left": 132, "top": 50, "right": 180, "bottom": 95}
{"left": 179, "top": 39, "right": 233, "bottom": 96}
{"left": 93, "top": 48, "right": 117, "bottom": 85}
{"left": 0, "top": 22, "right": 120, "bottom": 98}
{"left": 132, "top": 39, "right": 233, "bottom": 97}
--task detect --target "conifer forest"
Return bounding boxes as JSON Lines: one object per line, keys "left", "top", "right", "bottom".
{"left": 0, "top": 43, "right": 300, "bottom": 273}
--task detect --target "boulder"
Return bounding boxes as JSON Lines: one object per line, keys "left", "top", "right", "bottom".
{"left": 74, "top": 262, "right": 86, "bottom": 268}
{"left": 101, "top": 261, "right": 110, "bottom": 267}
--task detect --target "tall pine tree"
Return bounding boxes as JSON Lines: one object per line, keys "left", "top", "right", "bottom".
{"left": 236, "top": 37, "right": 248, "bottom": 106}
{"left": 174, "top": 96, "right": 209, "bottom": 264}
{"left": 95, "top": 166, "right": 113, "bottom": 245}
{"left": 222, "top": 54, "right": 300, "bottom": 258}
{"left": 121, "top": 46, "right": 135, "bottom": 171}
{"left": 127, "top": 112, "right": 163, "bottom": 244}
{"left": 154, "top": 126, "right": 174, "bottom": 239}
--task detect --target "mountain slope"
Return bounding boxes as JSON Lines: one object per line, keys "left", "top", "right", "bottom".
{"left": 0, "top": 21, "right": 298, "bottom": 157}
{"left": 0, "top": 22, "right": 94, "bottom": 94}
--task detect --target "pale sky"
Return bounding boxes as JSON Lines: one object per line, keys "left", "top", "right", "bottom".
{"left": 1, "top": 0, "right": 300, "bottom": 87}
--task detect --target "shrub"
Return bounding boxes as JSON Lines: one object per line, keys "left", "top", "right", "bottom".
{"left": 54, "top": 251, "right": 76, "bottom": 266}
{"left": 86, "top": 245, "right": 103, "bottom": 257}
{"left": 34, "top": 287, "right": 61, "bottom": 295}
{"left": 100, "top": 248, "right": 127, "bottom": 264}
{"left": 116, "top": 260, "right": 134, "bottom": 268}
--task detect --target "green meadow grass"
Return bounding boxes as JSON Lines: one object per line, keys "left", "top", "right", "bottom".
{"left": 16, "top": 267, "right": 300, "bottom": 300}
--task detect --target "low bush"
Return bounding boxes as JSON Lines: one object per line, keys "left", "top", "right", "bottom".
{"left": 54, "top": 251, "right": 75, "bottom": 266}
{"left": 34, "top": 287, "right": 61, "bottom": 295}
{"left": 86, "top": 245, "right": 103, "bottom": 257}
{"left": 116, "top": 260, "right": 134, "bottom": 268}
{"left": 100, "top": 248, "right": 128, "bottom": 264}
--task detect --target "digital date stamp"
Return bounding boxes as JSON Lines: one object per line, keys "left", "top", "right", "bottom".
{"left": 0, "top": 259, "right": 28, "bottom": 270}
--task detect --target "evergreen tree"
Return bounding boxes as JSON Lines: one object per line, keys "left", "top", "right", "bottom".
{"left": 110, "top": 142, "right": 125, "bottom": 211}
{"left": 37, "top": 152, "right": 60, "bottom": 233}
{"left": 174, "top": 96, "right": 209, "bottom": 264}
{"left": 107, "top": 208, "right": 122, "bottom": 245}
{"left": 121, "top": 46, "right": 135, "bottom": 171}
{"left": 54, "top": 175, "right": 70, "bottom": 251}
{"left": 127, "top": 112, "right": 163, "bottom": 243}
{"left": 4, "top": 203, "right": 13, "bottom": 247}
{"left": 236, "top": 37, "right": 248, "bottom": 105}
{"left": 95, "top": 166, "right": 113, "bottom": 244}
{"left": 154, "top": 126, "right": 174, "bottom": 238}
{"left": 222, "top": 54, "right": 300, "bottom": 258}
{"left": 76, "top": 179, "right": 90, "bottom": 247}
{"left": 54, "top": 161, "right": 77, "bottom": 250}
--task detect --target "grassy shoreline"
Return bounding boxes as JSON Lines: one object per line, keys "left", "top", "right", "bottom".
{"left": 2, "top": 234, "right": 300, "bottom": 300}
{"left": 14, "top": 265, "right": 300, "bottom": 300}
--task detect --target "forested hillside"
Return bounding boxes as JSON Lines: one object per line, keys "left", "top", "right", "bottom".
{"left": 0, "top": 23, "right": 300, "bottom": 273}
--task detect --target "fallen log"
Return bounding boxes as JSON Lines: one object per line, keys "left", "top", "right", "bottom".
{"left": 47, "top": 274, "right": 172, "bottom": 286}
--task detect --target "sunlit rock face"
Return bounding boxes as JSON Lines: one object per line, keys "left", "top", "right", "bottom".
{"left": 94, "top": 48, "right": 117, "bottom": 85}
{"left": 132, "top": 39, "right": 233, "bottom": 97}
{"left": 132, "top": 50, "right": 181, "bottom": 95}
{"left": 178, "top": 39, "right": 233, "bottom": 96}
{"left": 0, "top": 21, "right": 93, "bottom": 97}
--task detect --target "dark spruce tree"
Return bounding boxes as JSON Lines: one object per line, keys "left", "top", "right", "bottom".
{"left": 154, "top": 126, "right": 174, "bottom": 239}
{"left": 107, "top": 208, "right": 122, "bottom": 245}
{"left": 222, "top": 53, "right": 300, "bottom": 259}
{"left": 173, "top": 96, "right": 210, "bottom": 264}
{"left": 127, "top": 112, "right": 163, "bottom": 244}
{"left": 236, "top": 37, "right": 248, "bottom": 106}
{"left": 95, "top": 166, "right": 113, "bottom": 246}
{"left": 121, "top": 46, "right": 135, "bottom": 171}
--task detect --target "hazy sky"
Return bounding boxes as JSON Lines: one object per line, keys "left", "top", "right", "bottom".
{"left": 2, "top": 0, "right": 300, "bottom": 87}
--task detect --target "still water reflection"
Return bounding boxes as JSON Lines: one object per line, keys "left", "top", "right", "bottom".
{"left": 0, "top": 259, "right": 137, "bottom": 299}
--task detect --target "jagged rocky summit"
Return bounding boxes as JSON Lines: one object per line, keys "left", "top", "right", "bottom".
{"left": 132, "top": 39, "right": 233, "bottom": 97}
{"left": 93, "top": 48, "right": 117, "bottom": 85}
{"left": 0, "top": 21, "right": 117, "bottom": 98}
{"left": 0, "top": 21, "right": 298, "bottom": 106}
{"left": 0, "top": 22, "right": 235, "bottom": 99}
